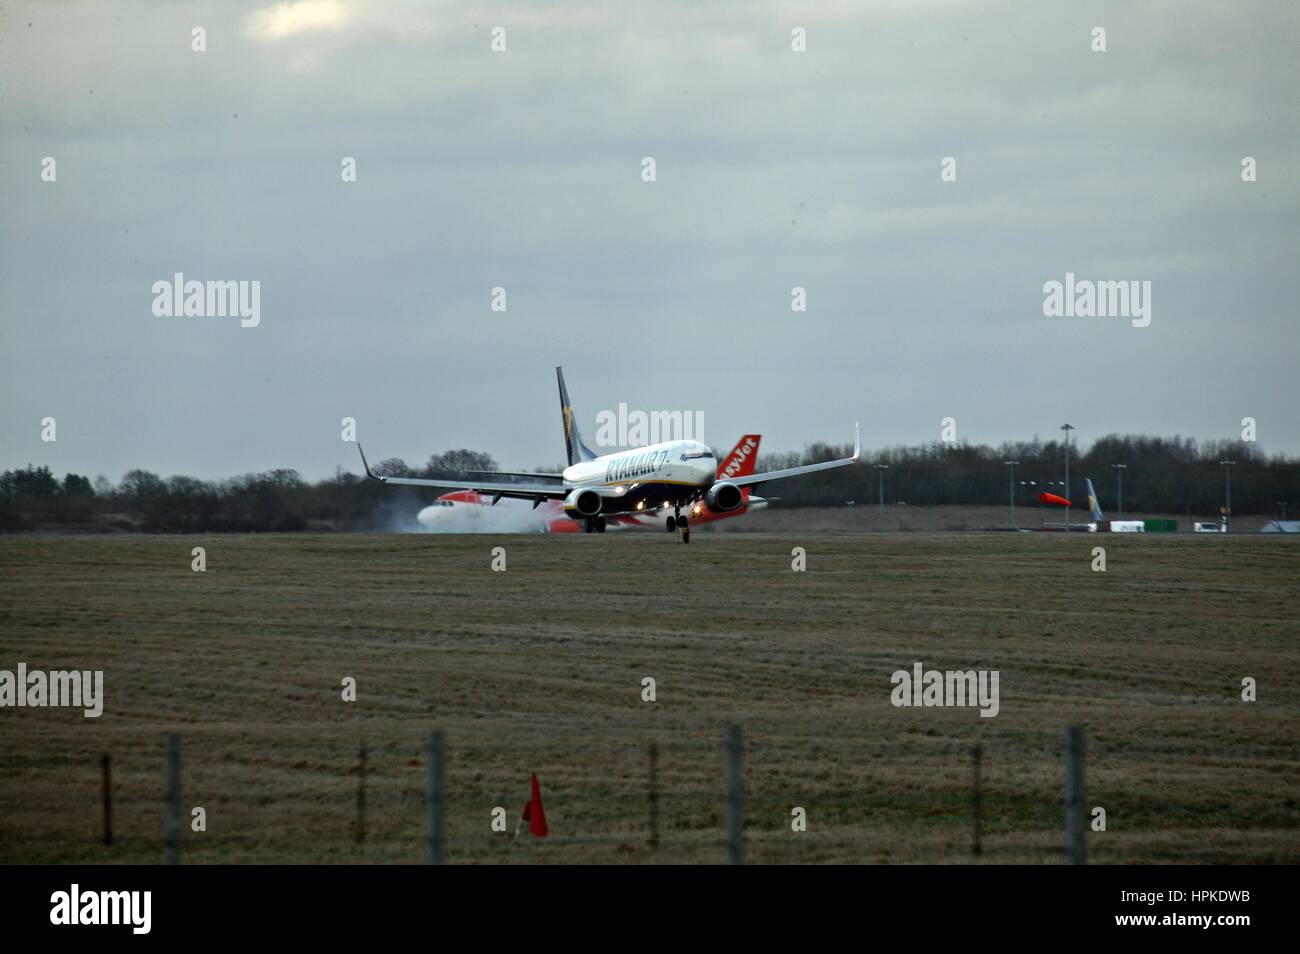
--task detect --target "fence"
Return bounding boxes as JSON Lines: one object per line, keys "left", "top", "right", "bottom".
{"left": 88, "top": 724, "right": 1093, "bottom": 864}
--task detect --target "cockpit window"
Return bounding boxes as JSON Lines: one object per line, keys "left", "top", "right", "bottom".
{"left": 681, "top": 450, "right": 714, "bottom": 460}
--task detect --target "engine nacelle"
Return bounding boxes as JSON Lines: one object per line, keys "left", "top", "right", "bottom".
{"left": 705, "top": 481, "right": 743, "bottom": 514}
{"left": 564, "top": 488, "right": 603, "bottom": 519}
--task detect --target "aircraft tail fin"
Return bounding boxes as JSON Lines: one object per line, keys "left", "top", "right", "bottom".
{"left": 1086, "top": 478, "right": 1104, "bottom": 522}
{"left": 716, "top": 435, "right": 761, "bottom": 480}
{"left": 556, "top": 366, "right": 597, "bottom": 466}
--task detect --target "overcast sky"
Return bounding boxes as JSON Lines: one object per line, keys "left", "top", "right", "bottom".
{"left": 2, "top": 0, "right": 1297, "bottom": 482}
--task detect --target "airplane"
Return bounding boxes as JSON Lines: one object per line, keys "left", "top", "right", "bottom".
{"left": 361, "top": 367, "right": 859, "bottom": 537}
{"left": 415, "top": 434, "right": 772, "bottom": 533}
{"left": 415, "top": 489, "right": 552, "bottom": 533}
{"left": 629, "top": 433, "right": 770, "bottom": 532}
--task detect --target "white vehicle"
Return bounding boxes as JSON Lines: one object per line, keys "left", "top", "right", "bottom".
{"left": 1105, "top": 521, "right": 1147, "bottom": 532}
{"left": 361, "top": 367, "right": 859, "bottom": 535}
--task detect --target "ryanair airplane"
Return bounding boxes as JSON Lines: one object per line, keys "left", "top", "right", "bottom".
{"left": 359, "top": 367, "right": 859, "bottom": 535}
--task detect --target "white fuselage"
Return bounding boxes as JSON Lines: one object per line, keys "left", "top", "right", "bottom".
{"left": 562, "top": 439, "right": 718, "bottom": 505}
{"left": 417, "top": 498, "right": 485, "bottom": 529}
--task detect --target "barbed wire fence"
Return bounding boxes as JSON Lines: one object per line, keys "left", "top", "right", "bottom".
{"left": 75, "top": 725, "right": 1092, "bottom": 865}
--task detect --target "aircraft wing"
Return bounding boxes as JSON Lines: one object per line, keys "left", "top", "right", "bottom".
{"left": 727, "top": 423, "right": 860, "bottom": 489}
{"left": 466, "top": 470, "right": 565, "bottom": 481}
{"left": 358, "top": 445, "right": 569, "bottom": 502}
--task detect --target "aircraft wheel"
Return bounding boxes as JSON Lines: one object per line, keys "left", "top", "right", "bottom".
{"left": 596, "top": 517, "right": 606, "bottom": 533}
{"left": 677, "top": 516, "right": 688, "bottom": 530}
{"left": 582, "top": 518, "right": 593, "bottom": 533}
{"left": 666, "top": 516, "right": 676, "bottom": 532}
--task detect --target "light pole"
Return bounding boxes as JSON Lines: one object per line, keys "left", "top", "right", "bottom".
{"left": 1111, "top": 463, "right": 1127, "bottom": 517}
{"left": 1280, "top": 502, "right": 1288, "bottom": 522}
{"left": 1042, "top": 480, "right": 1064, "bottom": 528}
{"left": 1218, "top": 459, "right": 1236, "bottom": 531}
{"left": 1060, "top": 424, "right": 1075, "bottom": 528}
{"left": 1020, "top": 480, "right": 1037, "bottom": 523}
{"left": 1005, "top": 460, "right": 1019, "bottom": 529}
{"left": 875, "top": 464, "right": 889, "bottom": 532}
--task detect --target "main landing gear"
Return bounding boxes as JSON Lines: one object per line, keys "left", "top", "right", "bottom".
{"left": 582, "top": 517, "right": 606, "bottom": 533}
{"left": 667, "top": 506, "right": 690, "bottom": 543}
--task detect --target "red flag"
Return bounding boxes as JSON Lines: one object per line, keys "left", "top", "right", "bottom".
{"left": 522, "top": 772, "right": 549, "bottom": 837}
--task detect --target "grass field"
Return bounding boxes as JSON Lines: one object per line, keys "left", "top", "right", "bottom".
{"left": 1, "top": 531, "right": 1297, "bottom": 864}
{"left": 712, "top": 504, "right": 1279, "bottom": 533}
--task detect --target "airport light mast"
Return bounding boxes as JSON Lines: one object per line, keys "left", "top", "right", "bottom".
{"left": 1060, "top": 424, "right": 1075, "bottom": 528}
{"left": 1039, "top": 480, "right": 1064, "bottom": 529}
{"left": 1020, "top": 479, "right": 1037, "bottom": 526}
{"left": 1005, "top": 460, "right": 1019, "bottom": 529}
{"left": 874, "top": 463, "right": 889, "bottom": 532}
{"left": 1218, "top": 459, "right": 1236, "bottom": 532}
{"left": 1112, "top": 463, "right": 1128, "bottom": 517}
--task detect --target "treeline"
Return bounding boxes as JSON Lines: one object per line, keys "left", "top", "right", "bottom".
{"left": 0, "top": 450, "right": 497, "bottom": 533}
{"left": 1, "top": 435, "right": 1295, "bottom": 532}
{"left": 761, "top": 434, "right": 1297, "bottom": 518}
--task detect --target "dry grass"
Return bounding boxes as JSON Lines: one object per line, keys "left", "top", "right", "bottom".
{"left": 713, "top": 504, "right": 1278, "bottom": 533}
{"left": 1, "top": 531, "right": 1297, "bottom": 864}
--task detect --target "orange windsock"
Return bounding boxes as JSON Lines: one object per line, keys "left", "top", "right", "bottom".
{"left": 1038, "top": 491, "right": 1072, "bottom": 508}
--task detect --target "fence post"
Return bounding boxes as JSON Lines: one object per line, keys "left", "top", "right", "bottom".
{"left": 355, "top": 745, "right": 367, "bottom": 846}
{"left": 972, "top": 743, "right": 982, "bottom": 857}
{"left": 101, "top": 753, "right": 113, "bottom": 848}
{"left": 1064, "top": 726, "right": 1086, "bottom": 865}
{"left": 163, "top": 734, "right": 180, "bottom": 865}
{"left": 648, "top": 740, "right": 659, "bottom": 854}
{"left": 723, "top": 724, "right": 744, "bottom": 865}
{"left": 426, "top": 731, "right": 446, "bottom": 865}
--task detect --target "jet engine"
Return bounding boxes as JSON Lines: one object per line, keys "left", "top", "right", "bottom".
{"left": 704, "top": 481, "right": 743, "bottom": 513}
{"left": 563, "top": 488, "right": 603, "bottom": 518}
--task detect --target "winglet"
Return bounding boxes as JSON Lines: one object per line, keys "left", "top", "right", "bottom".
{"left": 357, "top": 443, "right": 382, "bottom": 481}
{"left": 851, "top": 422, "right": 861, "bottom": 461}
